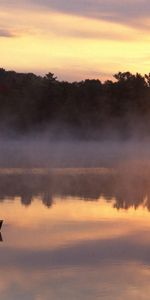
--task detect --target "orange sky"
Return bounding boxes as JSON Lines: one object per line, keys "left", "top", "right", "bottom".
{"left": 0, "top": 1, "right": 150, "bottom": 81}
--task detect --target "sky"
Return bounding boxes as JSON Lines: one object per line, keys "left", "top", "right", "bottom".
{"left": 0, "top": 0, "right": 150, "bottom": 81}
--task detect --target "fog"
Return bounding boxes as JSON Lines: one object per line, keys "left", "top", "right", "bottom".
{"left": 0, "top": 133, "right": 150, "bottom": 169}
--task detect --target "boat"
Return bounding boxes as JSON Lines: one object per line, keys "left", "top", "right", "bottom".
{"left": 0, "top": 220, "right": 3, "bottom": 230}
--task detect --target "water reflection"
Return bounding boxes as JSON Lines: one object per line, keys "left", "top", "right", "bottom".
{"left": 1, "top": 167, "right": 150, "bottom": 299}
{"left": 0, "top": 166, "right": 149, "bottom": 211}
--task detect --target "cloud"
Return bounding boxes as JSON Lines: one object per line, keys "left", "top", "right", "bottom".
{"left": 0, "top": 29, "right": 15, "bottom": 38}
{"left": 50, "top": 26, "right": 137, "bottom": 42}
{"left": 0, "top": 0, "right": 150, "bottom": 81}
{"left": 23, "top": 0, "right": 150, "bottom": 28}
{"left": 1, "top": 0, "right": 150, "bottom": 32}
{"left": 1, "top": 0, "right": 150, "bottom": 29}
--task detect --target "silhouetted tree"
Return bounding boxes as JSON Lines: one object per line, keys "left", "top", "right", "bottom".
{"left": 0, "top": 68, "right": 150, "bottom": 137}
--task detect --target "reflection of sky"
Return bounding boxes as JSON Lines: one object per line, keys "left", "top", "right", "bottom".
{"left": 0, "top": 0, "right": 150, "bottom": 80}
{"left": 1, "top": 197, "right": 150, "bottom": 299}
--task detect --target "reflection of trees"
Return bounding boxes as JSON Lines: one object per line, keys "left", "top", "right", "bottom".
{"left": 0, "top": 173, "right": 101, "bottom": 208}
{"left": 113, "top": 175, "right": 150, "bottom": 211}
{"left": 1, "top": 171, "right": 150, "bottom": 211}
{"left": 41, "top": 192, "right": 53, "bottom": 208}
{"left": 0, "top": 174, "right": 53, "bottom": 208}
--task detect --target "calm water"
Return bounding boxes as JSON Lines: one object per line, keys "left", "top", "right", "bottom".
{"left": 1, "top": 166, "right": 150, "bottom": 300}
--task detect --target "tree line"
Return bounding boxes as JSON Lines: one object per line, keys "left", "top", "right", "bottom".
{"left": 0, "top": 68, "right": 150, "bottom": 138}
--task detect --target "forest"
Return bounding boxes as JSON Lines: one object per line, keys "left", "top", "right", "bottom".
{"left": 0, "top": 68, "right": 150, "bottom": 138}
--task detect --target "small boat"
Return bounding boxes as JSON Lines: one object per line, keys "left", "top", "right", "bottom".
{"left": 0, "top": 220, "right": 3, "bottom": 230}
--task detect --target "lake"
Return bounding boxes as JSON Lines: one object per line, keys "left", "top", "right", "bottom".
{"left": 0, "top": 165, "right": 150, "bottom": 300}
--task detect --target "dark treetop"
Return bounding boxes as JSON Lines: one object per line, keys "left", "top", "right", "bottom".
{"left": 0, "top": 69, "right": 150, "bottom": 138}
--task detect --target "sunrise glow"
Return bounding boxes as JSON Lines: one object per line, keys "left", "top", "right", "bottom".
{"left": 1, "top": 1, "right": 150, "bottom": 81}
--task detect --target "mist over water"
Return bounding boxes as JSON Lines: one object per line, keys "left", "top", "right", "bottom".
{"left": 1, "top": 135, "right": 150, "bottom": 300}
{"left": 0, "top": 133, "right": 150, "bottom": 168}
